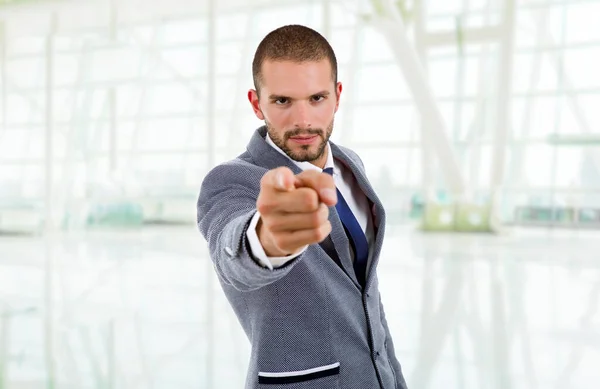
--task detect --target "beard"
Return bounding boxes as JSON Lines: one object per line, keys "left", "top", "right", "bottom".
{"left": 266, "top": 119, "right": 334, "bottom": 163}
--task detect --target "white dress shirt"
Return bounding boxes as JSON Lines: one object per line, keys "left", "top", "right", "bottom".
{"left": 246, "top": 133, "right": 375, "bottom": 270}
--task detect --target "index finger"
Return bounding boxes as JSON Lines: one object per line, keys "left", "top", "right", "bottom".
{"left": 261, "top": 167, "right": 296, "bottom": 192}
{"left": 295, "top": 170, "right": 337, "bottom": 207}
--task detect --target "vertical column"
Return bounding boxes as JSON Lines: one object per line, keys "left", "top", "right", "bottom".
{"left": 339, "top": 5, "right": 363, "bottom": 147}
{"left": 109, "top": 88, "right": 117, "bottom": 174}
{"left": 321, "top": 0, "right": 331, "bottom": 40}
{"left": 107, "top": 319, "right": 116, "bottom": 389}
{"left": 108, "top": 6, "right": 118, "bottom": 385}
{"left": 206, "top": 0, "right": 217, "bottom": 388}
{"left": 413, "top": 0, "right": 435, "bottom": 202}
{"left": 489, "top": 0, "right": 516, "bottom": 200}
{"left": 44, "top": 13, "right": 58, "bottom": 389}
{"left": 45, "top": 17, "right": 57, "bottom": 232}
{"left": 0, "top": 21, "right": 6, "bottom": 135}
{"left": 0, "top": 306, "right": 9, "bottom": 389}
{"left": 109, "top": 0, "right": 118, "bottom": 175}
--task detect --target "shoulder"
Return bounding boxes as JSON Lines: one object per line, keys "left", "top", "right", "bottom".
{"left": 335, "top": 144, "right": 366, "bottom": 170}
{"left": 201, "top": 151, "right": 267, "bottom": 194}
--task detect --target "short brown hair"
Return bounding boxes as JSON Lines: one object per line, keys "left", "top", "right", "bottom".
{"left": 252, "top": 25, "right": 338, "bottom": 95}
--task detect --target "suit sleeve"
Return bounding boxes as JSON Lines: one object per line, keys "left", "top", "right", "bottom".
{"left": 380, "top": 295, "right": 409, "bottom": 389}
{"left": 197, "top": 163, "right": 306, "bottom": 292}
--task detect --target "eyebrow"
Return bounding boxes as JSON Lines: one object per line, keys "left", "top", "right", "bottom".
{"left": 268, "top": 90, "right": 331, "bottom": 100}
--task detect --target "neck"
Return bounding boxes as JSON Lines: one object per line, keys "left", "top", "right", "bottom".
{"left": 310, "top": 149, "right": 327, "bottom": 169}
{"left": 309, "top": 148, "right": 328, "bottom": 169}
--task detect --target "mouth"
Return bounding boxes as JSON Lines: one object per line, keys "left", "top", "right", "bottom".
{"left": 288, "top": 135, "right": 319, "bottom": 145}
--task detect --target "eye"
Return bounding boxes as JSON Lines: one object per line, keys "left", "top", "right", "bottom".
{"left": 311, "top": 95, "right": 325, "bottom": 102}
{"left": 273, "top": 97, "right": 289, "bottom": 105}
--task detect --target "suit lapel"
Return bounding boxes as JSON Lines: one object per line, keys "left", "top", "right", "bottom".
{"left": 330, "top": 143, "right": 386, "bottom": 290}
{"left": 326, "top": 205, "right": 362, "bottom": 289}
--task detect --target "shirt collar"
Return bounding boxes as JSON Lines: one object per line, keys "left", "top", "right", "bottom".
{"left": 266, "top": 131, "right": 336, "bottom": 173}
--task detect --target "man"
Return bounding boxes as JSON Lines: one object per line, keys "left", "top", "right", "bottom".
{"left": 197, "top": 24, "right": 408, "bottom": 389}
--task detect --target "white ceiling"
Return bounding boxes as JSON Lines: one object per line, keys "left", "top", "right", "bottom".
{"left": 0, "top": 0, "right": 327, "bottom": 37}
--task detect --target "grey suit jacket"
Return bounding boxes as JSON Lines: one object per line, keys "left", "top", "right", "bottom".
{"left": 197, "top": 126, "right": 408, "bottom": 389}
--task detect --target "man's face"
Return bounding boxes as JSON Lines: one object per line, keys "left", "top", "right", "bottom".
{"left": 248, "top": 59, "right": 342, "bottom": 167}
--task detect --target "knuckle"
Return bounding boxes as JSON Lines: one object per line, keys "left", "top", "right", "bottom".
{"left": 310, "top": 212, "right": 321, "bottom": 228}
{"left": 312, "top": 226, "right": 326, "bottom": 242}
{"left": 272, "top": 234, "right": 287, "bottom": 250}
{"left": 260, "top": 215, "right": 275, "bottom": 230}
{"left": 322, "top": 221, "right": 331, "bottom": 234}
{"left": 277, "top": 167, "right": 292, "bottom": 181}
{"left": 320, "top": 204, "right": 330, "bottom": 220}
{"left": 308, "top": 170, "right": 320, "bottom": 179}
{"left": 300, "top": 189, "right": 319, "bottom": 210}
{"left": 311, "top": 207, "right": 327, "bottom": 228}
{"left": 268, "top": 217, "right": 286, "bottom": 232}
{"left": 256, "top": 198, "right": 272, "bottom": 214}
{"left": 298, "top": 170, "right": 316, "bottom": 179}
{"left": 260, "top": 172, "right": 272, "bottom": 187}
{"left": 322, "top": 222, "right": 332, "bottom": 238}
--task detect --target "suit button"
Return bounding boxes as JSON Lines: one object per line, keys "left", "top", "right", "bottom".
{"left": 225, "top": 247, "right": 234, "bottom": 256}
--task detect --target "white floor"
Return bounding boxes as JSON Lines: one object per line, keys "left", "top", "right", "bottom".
{"left": 1, "top": 224, "right": 599, "bottom": 389}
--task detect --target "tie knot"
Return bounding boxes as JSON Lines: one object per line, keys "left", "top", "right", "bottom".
{"left": 323, "top": 167, "right": 334, "bottom": 176}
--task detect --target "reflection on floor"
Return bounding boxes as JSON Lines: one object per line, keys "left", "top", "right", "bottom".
{"left": 0, "top": 225, "right": 599, "bottom": 388}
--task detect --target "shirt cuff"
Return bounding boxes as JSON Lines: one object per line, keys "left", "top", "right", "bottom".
{"left": 246, "top": 211, "right": 308, "bottom": 270}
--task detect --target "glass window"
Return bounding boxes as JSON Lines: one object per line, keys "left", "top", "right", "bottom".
{"left": 522, "top": 144, "right": 554, "bottom": 187}
{"left": 54, "top": 53, "right": 83, "bottom": 87}
{"left": 157, "top": 46, "right": 207, "bottom": 79}
{"left": 512, "top": 96, "right": 561, "bottom": 140}
{"left": 330, "top": 2, "right": 359, "bottom": 28}
{"left": 513, "top": 53, "right": 559, "bottom": 93}
{"left": 216, "top": 42, "right": 244, "bottom": 76}
{"left": 329, "top": 27, "right": 359, "bottom": 66}
{"left": 360, "top": 28, "right": 394, "bottom": 63}
{"left": 252, "top": 5, "right": 322, "bottom": 39}
{"left": 89, "top": 46, "right": 141, "bottom": 82}
{"left": 427, "top": 57, "right": 458, "bottom": 97}
{"left": 6, "top": 93, "right": 45, "bottom": 125}
{"left": 145, "top": 84, "right": 197, "bottom": 115}
{"left": 5, "top": 36, "right": 45, "bottom": 56}
{"left": 6, "top": 57, "right": 44, "bottom": 88}
{"left": 350, "top": 105, "right": 418, "bottom": 143}
{"left": 554, "top": 148, "right": 582, "bottom": 187}
{"left": 355, "top": 63, "right": 412, "bottom": 102}
{"left": 576, "top": 95, "right": 600, "bottom": 132}
{"left": 217, "top": 13, "right": 249, "bottom": 41}
{"left": 566, "top": 2, "right": 600, "bottom": 44}
{"left": 563, "top": 46, "right": 600, "bottom": 89}
{"left": 161, "top": 19, "right": 207, "bottom": 45}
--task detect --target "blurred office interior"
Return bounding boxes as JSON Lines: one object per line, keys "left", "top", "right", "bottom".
{"left": 1, "top": 0, "right": 600, "bottom": 387}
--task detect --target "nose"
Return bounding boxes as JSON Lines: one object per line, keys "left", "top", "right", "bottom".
{"left": 291, "top": 101, "right": 311, "bottom": 129}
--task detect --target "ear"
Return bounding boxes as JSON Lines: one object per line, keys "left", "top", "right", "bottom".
{"left": 334, "top": 82, "right": 343, "bottom": 113}
{"left": 248, "top": 89, "right": 265, "bottom": 120}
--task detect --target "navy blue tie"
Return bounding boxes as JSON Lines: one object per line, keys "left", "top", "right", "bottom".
{"left": 323, "top": 167, "right": 368, "bottom": 287}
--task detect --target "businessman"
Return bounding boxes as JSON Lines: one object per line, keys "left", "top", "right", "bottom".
{"left": 197, "top": 24, "right": 408, "bottom": 389}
